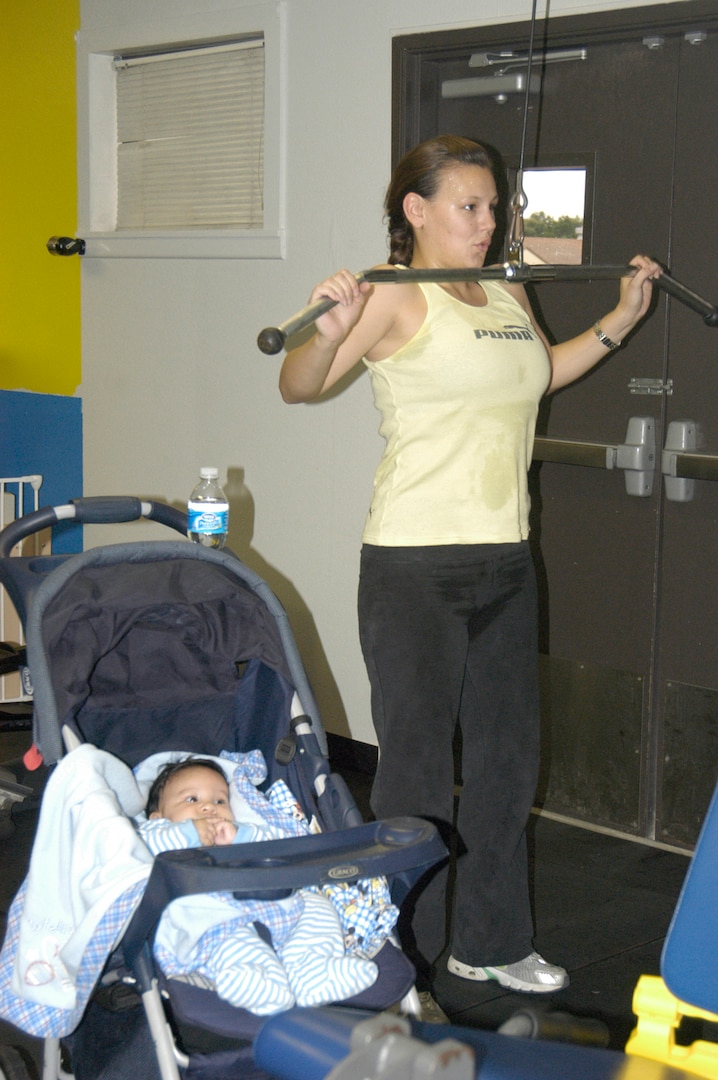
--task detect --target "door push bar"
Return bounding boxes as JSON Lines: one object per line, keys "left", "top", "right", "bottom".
{"left": 534, "top": 418, "right": 656, "bottom": 497}
{"left": 660, "top": 420, "right": 718, "bottom": 502}
{"left": 534, "top": 419, "right": 718, "bottom": 502}
{"left": 257, "top": 264, "right": 718, "bottom": 355}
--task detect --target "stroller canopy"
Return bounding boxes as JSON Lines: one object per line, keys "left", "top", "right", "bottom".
{"left": 24, "top": 541, "right": 322, "bottom": 766}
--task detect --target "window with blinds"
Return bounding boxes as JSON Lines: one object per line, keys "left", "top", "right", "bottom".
{"left": 114, "top": 38, "right": 264, "bottom": 230}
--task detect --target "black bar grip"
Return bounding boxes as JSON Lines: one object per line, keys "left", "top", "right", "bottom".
{"left": 655, "top": 272, "right": 718, "bottom": 326}
{"left": 70, "top": 498, "right": 188, "bottom": 535}
{"left": 70, "top": 496, "right": 145, "bottom": 523}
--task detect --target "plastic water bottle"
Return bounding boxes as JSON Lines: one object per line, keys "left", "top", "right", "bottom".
{"left": 187, "top": 467, "right": 229, "bottom": 549}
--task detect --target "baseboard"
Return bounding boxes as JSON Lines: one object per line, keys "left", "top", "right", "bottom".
{"left": 326, "top": 732, "right": 377, "bottom": 776}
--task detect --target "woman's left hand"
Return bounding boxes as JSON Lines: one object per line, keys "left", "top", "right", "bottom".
{"left": 616, "top": 254, "right": 663, "bottom": 329}
{"left": 545, "top": 253, "right": 664, "bottom": 393}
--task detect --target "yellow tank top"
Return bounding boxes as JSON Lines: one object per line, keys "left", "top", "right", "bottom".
{"left": 361, "top": 279, "right": 551, "bottom": 546}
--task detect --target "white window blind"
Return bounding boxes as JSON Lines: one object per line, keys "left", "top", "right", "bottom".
{"left": 114, "top": 39, "right": 264, "bottom": 230}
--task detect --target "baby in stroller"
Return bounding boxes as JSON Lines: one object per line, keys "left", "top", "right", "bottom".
{"left": 0, "top": 503, "right": 446, "bottom": 1080}
{"left": 136, "top": 750, "right": 389, "bottom": 1015}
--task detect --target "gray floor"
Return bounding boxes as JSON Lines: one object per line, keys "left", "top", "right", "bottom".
{"left": 0, "top": 732, "right": 692, "bottom": 1076}
{"left": 434, "top": 814, "right": 688, "bottom": 1050}
{"left": 340, "top": 763, "right": 690, "bottom": 1052}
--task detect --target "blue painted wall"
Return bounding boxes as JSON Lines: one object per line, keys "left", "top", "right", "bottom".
{"left": 0, "top": 390, "right": 82, "bottom": 554}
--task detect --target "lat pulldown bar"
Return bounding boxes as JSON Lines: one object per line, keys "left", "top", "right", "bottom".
{"left": 257, "top": 263, "right": 718, "bottom": 355}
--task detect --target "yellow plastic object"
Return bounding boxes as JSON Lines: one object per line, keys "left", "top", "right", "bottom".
{"left": 626, "top": 975, "right": 718, "bottom": 1077}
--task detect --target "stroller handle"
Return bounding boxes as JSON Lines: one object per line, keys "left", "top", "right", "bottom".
{"left": 0, "top": 497, "right": 189, "bottom": 557}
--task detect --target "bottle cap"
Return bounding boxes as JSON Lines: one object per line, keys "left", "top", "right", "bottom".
{"left": 199, "top": 467, "right": 219, "bottom": 479}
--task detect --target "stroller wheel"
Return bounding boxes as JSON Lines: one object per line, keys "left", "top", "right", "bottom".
{"left": 0, "top": 1045, "right": 34, "bottom": 1080}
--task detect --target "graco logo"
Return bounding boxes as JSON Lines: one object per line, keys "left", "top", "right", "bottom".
{"left": 328, "top": 864, "right": 360, "bottom": 880}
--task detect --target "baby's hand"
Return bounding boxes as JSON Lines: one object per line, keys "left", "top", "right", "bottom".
{"left": 193, "top": 818, "right": 219, "bottom": 846}
{"left": 212, "top": 820, "right": 238, "bottom": 845}
{"left": 192, "top": 818, "right": 237, "bottom": 846}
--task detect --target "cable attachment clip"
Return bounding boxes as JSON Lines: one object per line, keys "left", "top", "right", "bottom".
{"left": 507, "top": 173, "right": 528, "bottom": 265}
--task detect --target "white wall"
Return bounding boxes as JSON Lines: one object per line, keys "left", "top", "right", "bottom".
{"left": 78, "top": 0, "right": 677, "bottom": 745}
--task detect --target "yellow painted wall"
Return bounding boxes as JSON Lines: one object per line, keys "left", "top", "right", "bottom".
{"left": 0, "top": 0, "right": 81, "bottom": 395}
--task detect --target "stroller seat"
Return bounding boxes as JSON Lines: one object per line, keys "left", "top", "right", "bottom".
{"left": 0, "top": 742, "right": 430, "bottom": 1032}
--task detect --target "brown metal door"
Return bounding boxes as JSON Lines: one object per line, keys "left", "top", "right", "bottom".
{"left": 393, "top": 1, "right": 718, "bottom": 846}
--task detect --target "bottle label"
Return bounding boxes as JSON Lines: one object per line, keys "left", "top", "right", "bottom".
{"left": 188, "top": 501, "right": 229, "bottom": 534}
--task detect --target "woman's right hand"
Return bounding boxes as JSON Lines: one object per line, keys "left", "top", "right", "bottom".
{"left": 311, "top": 269, "right": 372, "bottom": 346}
{"left": 280, "top": 267, "right": 390, "bottom": 403}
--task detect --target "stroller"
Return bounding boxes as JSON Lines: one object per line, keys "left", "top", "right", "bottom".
{"left": 0, "top": 497, "right": 447, "bottom": 1080}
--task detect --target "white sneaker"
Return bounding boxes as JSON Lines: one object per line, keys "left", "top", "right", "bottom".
{"left": 447, "top": 952, "right": 568, "bottom": 994}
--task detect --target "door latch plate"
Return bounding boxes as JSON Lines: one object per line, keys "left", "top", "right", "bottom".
{"left": 629, "top": 377, "right": 673, "bottom": 396}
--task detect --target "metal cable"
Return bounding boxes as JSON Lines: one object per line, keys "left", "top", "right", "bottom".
{"left": 508, "top": 0, "right": 540, "bottom": 263}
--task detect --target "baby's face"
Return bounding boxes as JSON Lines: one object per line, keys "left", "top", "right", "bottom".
{"left": 152, "top": 765, "right": 234, "bottom": 824}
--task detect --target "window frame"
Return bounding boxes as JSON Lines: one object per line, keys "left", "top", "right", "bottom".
{"left": 76, "top": 2, "right": 285, "bottom": 260}
{"left": 506, "top": 153, "right": 595, "bottom": 266}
